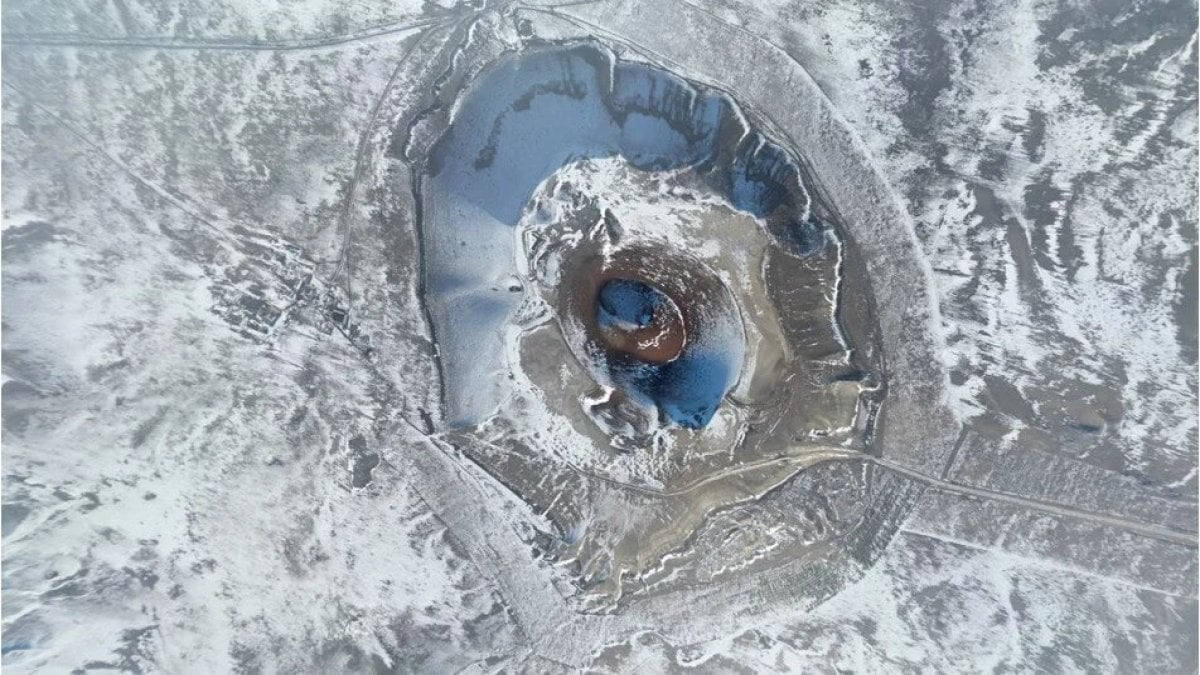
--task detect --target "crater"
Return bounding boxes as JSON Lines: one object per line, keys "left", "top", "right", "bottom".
{"left": 595, "top": 279, "right": 684, "bottom": 363}
{"left": 412, "top": 41, "right": 886, "bottom": 607}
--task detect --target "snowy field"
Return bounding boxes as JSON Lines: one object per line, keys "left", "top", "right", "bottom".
{"left": 2, "top": 0, "right": 1196, "bottom": 671}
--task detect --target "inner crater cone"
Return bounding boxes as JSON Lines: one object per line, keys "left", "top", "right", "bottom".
{"left": 562, "top": 243, "right": 745, "bottom": 429}
{"left": 595, "top": 278, "right": 686, "bottom": 363}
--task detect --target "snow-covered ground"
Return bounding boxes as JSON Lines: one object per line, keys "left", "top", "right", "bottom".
{"left": 2, "top": 0, "right": 1195, "bottom": 670}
